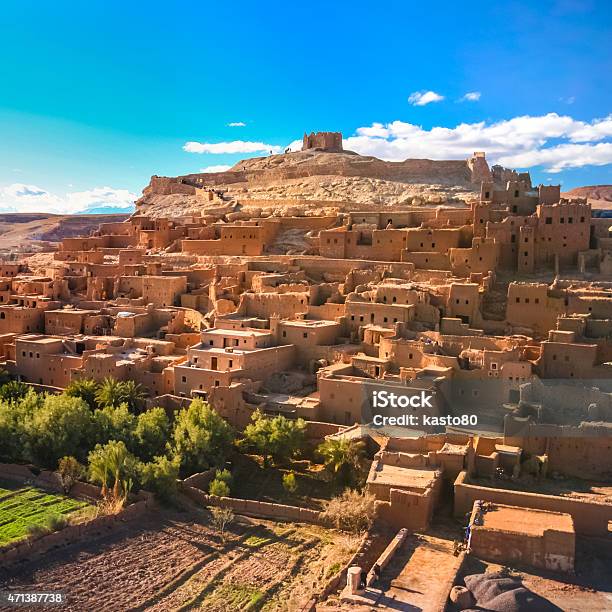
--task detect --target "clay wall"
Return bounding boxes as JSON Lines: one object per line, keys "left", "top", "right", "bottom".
{"left": 454, "top": 471, "right": 611, "bottom": 536}
{"left": 470, "top": 520, "right": 574, "bottom": 573}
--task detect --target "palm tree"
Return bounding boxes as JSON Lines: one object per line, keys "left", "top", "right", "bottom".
{"left": 88, "top": 451, "right": 111, "bottom": 498}
{"left": 119, "top": 380, "right": 147, "bottom": 412}
{"left": 65, "top": 378, "right": 99, "bottom": 409}
{"left": 95, "top": 377, "right": 124, "bottom": 408}
{"left": 317, "top": 438, "right": 366, "bottom": 485}
{"left": 88, "top": 441, "right": 135, "bottom": 500}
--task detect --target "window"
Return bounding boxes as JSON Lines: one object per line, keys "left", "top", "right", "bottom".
{"left": 516, "top": 297, "right": 520, "bottom": 303}
{"left": 560, "top": 217, "right": 565, "bottom": 223}
{"left": 514, "top": 190, "right": 519, "bottom": 197}
{"left": 511, "top": 234, "right": 516, "bottom": 243}
{"left": 303, "top": 332, "right": 308, "bottom": 338}
{"left": 568, "top": 217, "right": 573, "bottom": 224}
{"left": 545, "top": 217, "right": 552, "bottom": 224}
{"left": 181, "top": 376, "right": 186, "bottom": 383}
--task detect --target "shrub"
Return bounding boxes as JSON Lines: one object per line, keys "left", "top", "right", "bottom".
{"left": 322, "top": 489, "right": 377, "bottom": 533}
{"left": 282, "top": 471, "right": 298, "bottom": 494}
{"left": 209, "top": 506, "right": 234, "bottom": 541}
{"left": 209, "top": 478, "right": 230, "bottom": 497}
{"left": 57, "top": 456, "right": 85, "bottom": 494}
{"left": 140, "top": 455, "right": 180, "bottom": 502}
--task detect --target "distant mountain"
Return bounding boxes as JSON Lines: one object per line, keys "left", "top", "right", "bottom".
{"left": 562, "top": 185, "right": 612, "bottom": 208}
{"left": 82, "top": 205, "right": 135, "bottom": 215}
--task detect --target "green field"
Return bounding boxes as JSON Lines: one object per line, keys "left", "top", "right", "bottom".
{"left": 0, "top": 479, "right": 90, "bottom": 547}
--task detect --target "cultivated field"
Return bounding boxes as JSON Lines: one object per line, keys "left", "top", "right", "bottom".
{"left": 0, "top": 480, "right": 89, "bottom": 547}
{"left": 0, "top": 506, "right": 359, "bottom": 611}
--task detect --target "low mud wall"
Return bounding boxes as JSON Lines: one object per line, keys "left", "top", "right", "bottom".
{"left": 0, "top": 498, "right": 151, "bottom": 566}
{"left": 180, "top": 482, "right": 323, "bottom": 524}
{"left": 0, "top": 463, "right": 101, "bottom": 502}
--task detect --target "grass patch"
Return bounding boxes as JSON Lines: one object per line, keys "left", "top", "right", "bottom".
{"left": 0, "top": 479, "right": 89, "bottom": 547}
{"left": 244, "top": 535, "right": 273, "bottom": 548}
{"left": 202, "top": 583, "right": 265, "bottom": 611}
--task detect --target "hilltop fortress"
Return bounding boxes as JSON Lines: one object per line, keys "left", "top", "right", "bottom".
{"left": 137, "top": 132, "right": 529, "bottom": 217}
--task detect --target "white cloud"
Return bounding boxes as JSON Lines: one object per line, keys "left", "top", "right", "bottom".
{"left": 408, "top": 91, "right": 444, "bottom": 106}
{"left": 183, "top": 141, "right": 282, "bottom": 154}
{"left": 460, "top": 91, "right": 481, "bottom": 102}
{"left": 227, "top": 122, "right": 246, "bottom": 127}
{"left": 498, "top": 142, "right": 612, "bottom": 173}
{"left": 200, "top": 165, "right": 232, "bottom": 173}
{"left": 344, "top": 113, "right": 612, "bottom": 172}
{"left": 0, "top": 184, "right": 136, "bottom": 214}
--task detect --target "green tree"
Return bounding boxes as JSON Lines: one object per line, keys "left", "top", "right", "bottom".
{"left": 91, "top": 403, "right": 136, "bottom": 446}
{"left": 88, "top": 440, "right": 140, "bottom": 500}
{"left": 0, "top": 380, "right": 30, "bottom": 403}
{"left": 65, "top": 378, "right": 99, "bottom": 409}
{"left": 316, "top": 438, "right": 366, "bottom": 485}
{"left": 241, "top": 410, "right": 306, "bottom": 466}
{"left": 25, "top": 394, "right": 93, "bottom": 468}
{"left": 140, "top": 455, "right": 180, "bottom": 502}
{"left": 133, "top": 407, "right": 170, "bottom": 462}
{"left": 171, "top": 399, "right": 235, "bottom": 475}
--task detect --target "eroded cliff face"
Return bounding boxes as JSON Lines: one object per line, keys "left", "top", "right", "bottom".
{"left": 135, "top": 150, "right": 496, "bottom": 217}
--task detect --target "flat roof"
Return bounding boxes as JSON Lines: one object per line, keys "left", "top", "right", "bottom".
{"left": 369, "top": 463, "right": 439, "bottom": 491}
{"left": 479, "top": 504, "right": 574, "bottom": 536}
{"left": 280, "top": 319, "right": 339, "bottom": 328}
{"left": 203, "top": 328, "right": 272, "bottom": 337}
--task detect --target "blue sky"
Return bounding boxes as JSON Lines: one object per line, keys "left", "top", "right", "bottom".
{"left": 0, "top": 0, "right": 610, "bottom": 213}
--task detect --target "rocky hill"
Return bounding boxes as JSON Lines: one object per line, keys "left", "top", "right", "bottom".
{"left": 562, "top": 185, "right": 612, "bottom": 210}
{"left": 135, "top": 149, "right": 494, "bottom": 218}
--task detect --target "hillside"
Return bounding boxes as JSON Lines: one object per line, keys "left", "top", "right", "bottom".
{"left": 0, "top": 213, "right": 129, "bottom": 254}
{"left": 135, "top": 149, "right": 494, "bottom": 217}
{"left": 562, "top": 185, "right": 612, "bottom": 210}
